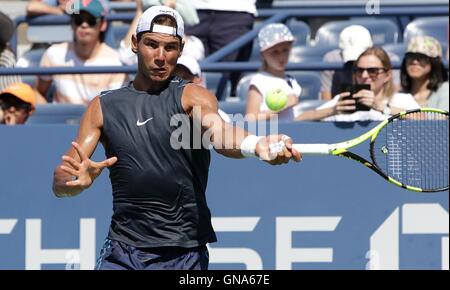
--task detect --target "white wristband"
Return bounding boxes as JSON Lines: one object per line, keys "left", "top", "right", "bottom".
{"left": 240, "top": 135, "right": 264, "bottom": 158}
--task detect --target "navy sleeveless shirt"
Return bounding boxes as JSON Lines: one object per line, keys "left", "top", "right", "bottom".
{"left": 99, "top": 77, "right": 217, "bottom": 248}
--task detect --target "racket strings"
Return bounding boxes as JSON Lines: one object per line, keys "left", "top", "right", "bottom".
{"left": 372, "top": 111, "right": 449, "bottom": 191}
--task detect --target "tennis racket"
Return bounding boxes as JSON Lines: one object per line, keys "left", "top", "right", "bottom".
{"left": 290, "top": 108, "right": 448, "bottom": 192}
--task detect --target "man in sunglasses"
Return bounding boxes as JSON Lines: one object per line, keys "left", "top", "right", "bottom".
{"left": 0, "top": 83, "right": 36, "bottom": 125}
{"left": 36, "top": 0, "right": 127, "bottom": 105}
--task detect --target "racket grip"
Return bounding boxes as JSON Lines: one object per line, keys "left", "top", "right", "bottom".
{"left": 292, "top": 144, "right": 331, "bottom": 155}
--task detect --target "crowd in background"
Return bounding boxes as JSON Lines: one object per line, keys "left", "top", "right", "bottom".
{"left": 0, "top": 0, "right": 448, "bottom": 125}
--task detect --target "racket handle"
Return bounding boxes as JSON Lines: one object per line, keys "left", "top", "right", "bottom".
{"left": 293, "top": 144, "right": 331, "bottom": 155}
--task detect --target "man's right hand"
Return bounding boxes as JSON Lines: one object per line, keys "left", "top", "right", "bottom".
{"left": 60, "top": 142, "right": 117, "bottom": 189}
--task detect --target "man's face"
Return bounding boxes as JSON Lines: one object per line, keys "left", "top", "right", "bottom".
{"left": 71, "top": 11, "right": 106, "bottom": 45}
{"left": 133, "top": 32, "right": 183, "bottom": 83}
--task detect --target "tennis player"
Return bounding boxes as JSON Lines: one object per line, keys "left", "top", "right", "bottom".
{"left": 52, "top": 6, "right": 301, "bottom": 270}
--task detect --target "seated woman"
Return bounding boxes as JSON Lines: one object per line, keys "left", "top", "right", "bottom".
{"left": 245, "top": 23, "right": 300, "bottom": 121}
{"left": 296, "top": 47, "right": 420, "bottom": 122}
{"left": 400, "top": 36, "right": 448, "bottom": 111}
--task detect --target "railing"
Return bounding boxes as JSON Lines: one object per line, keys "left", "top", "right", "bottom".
{"left": 203, "top": 6, "right": 449, "bottom": 62}
{"left": 5, "top": 61, "right": 449, "bottom": 76}
{"left": 11, "top": 5, "right": 449, "bottom": 56}
{"left": 10, "top": 13, "right": 135, "bottom": 55}
{"left": 3, "top": 4, "right": 448, "bottom": 98}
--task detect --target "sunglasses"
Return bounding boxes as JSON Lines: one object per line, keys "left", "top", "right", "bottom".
{"left": 72, "top": 14, "right": 101, "bottom": 27}
{"left": 405, "top": 53, "right": 431, "bottom": 65}
{"left": 353, "top": 67, "right": 387, "bottom": 78}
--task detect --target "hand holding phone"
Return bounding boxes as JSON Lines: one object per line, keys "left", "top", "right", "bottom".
{"left": 339, "top": 84, "right": 372, "bottom": 113}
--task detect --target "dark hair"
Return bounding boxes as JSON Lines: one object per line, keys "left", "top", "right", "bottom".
{"left": 0, "top": 93, "right": 33, "bottom": 112}
{"left": 400, "top": 54, "right": 448, "bottom": 93}
{"left": 136, "top": 15, "right": 180, "bottom": 43}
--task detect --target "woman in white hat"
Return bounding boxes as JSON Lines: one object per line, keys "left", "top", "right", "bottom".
{"left": 246, "top": 23, "right": 301, "bottom": 121}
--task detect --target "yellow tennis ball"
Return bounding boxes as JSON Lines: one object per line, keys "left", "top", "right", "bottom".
{"left": 265, "top": 89, "right": 288, "bottom": 112}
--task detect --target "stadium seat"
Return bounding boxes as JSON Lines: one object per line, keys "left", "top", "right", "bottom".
{"left": 404, "top": 17, "right": 449, "bottom": 45}
{"left": 288, "top": 71, "right": 322, "bottom": 101}
{"left": 382, "top": 43, "right": 407, "bottom": 60}
{"left": 314, "top": 19, "right": 400, "bottom": 48}
{"left": 111, "top": 23, "right": 131, "bottom": 49}
{"left": 204, "top": 72, "right": 231, "bottom": 100}
{"left": 248, "top": 39, "right": 262, "bottom": 62}
{"left": 286, "top": 19, "right": 311, "bottom": 46}
{"left": 17, "top": 48, "right": 47, "bottom": 88}
{"left": 27, "top": 25, "right": 73, "bottom": 44}
{"left": 289, "top": 45, "right": 335, "bottom": 63}
{"left": 17, "top": 48, "right": 46, "bottom": 68}
{"left": 27, "top": 104, "right": 86, "bottom": 124}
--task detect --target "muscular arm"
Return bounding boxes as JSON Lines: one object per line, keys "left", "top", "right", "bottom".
{"left": 52, "top": 96, "right": 104, "bottom": 197}
{"left": 182, "top": 84, "right": 301, "bottom": 164}
{"left": 182, "top": 84, "right": 249, "bottom": 159}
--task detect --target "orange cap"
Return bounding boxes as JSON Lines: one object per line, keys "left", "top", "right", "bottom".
{"left": 0, "top": 83, "right": 36, "bottom": 110}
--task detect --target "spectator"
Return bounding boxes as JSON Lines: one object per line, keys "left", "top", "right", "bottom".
{"left": 297, "top": 47, "right": 420, "bottom": 122}
{"left": 119, "top": 0, "right": 204, "bottom": 66}
{"left": 0, "top": 12, "right": 22, "bottom": 91}
{"left": 246, "top": 23, "right": 300, "bottom": 121}
{"left": 174, "top": 55, "right": 231, "bottom": 123}
{"left": 0, "top": 83, "right": 36, "bottom": 125}
{"left": 320, "top": 25, "right": 400, "bottom": 101}
{"left": 400, "top": 36, "right": 449, "bottom": 111}
{"left": 36, "top": 0, "right": 127, "bottom": 105}
{"left": 186, "top": 0, "right": 257, "bottom": 98}
{"left": 174, "top": 55, "right": 205, "bottom": 87}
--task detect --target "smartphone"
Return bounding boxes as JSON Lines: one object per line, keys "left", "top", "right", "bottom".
{"left": 340, "top": 84, "right": 371, "bottom": 113}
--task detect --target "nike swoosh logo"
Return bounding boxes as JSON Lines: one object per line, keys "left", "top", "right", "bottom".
{"left": 136, "top": 118, "right": 153, "bottom": 126}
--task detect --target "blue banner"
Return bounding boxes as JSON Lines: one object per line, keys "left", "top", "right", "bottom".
{"left": 0, "top": 122, "right": 448, "bottom": 270}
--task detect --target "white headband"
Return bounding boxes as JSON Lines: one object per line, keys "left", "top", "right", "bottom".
{"left": 152, "top": 24, "right": 178, "bottom": 36}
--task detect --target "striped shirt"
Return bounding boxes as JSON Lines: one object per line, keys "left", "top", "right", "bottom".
{"left": 39, "top": 42, "right": 127, "bottom": 105}
{"left": 0, "top": 48, "right": 22, "bottom": 91}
